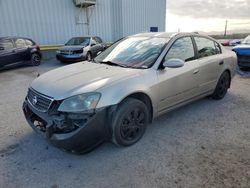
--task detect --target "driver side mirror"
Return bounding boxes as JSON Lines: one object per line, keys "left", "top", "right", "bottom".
{"left": 0, "top": 46, "right": 4, "bottom": 51}
{"left": 163, "top": 58, "right": 185, "bottom": 68}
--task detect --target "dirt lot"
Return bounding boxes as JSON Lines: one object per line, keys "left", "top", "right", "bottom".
{"left": 0, "top": 59, "right": 250, "bottom": 188}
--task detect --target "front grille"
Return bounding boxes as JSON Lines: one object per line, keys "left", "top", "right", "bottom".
{"left": 27, "top": 89, "right": 53, "bottom": 112}
{"left": 73, "top": 49, "right": 83, "bottom": 54}
{"left": 60, "top": 50, "right": 72, "bottom": 55}
{"left": 238, "top": 55, "right": 250, "bottom": 64}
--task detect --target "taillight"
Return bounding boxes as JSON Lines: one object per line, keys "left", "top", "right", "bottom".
{"left": 34, "top": 44, "right": 40, "bottom": 49}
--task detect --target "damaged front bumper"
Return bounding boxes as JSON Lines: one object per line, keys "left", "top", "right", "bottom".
{"left": 22, "top": 99, "right": 111, "bottom": 153}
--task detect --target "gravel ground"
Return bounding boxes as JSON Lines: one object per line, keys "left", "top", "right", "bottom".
{"left": 0, "top": 59, "right": 250, "bottom": 188}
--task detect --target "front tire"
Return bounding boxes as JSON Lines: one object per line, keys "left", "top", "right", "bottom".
{"left": 87, "top": 52, "right": 92, "bottom": 61}
{"left": 212, "top": 71, "right": 230, "bottom": 100}
{"left": 31, "top": 53, "right": 41, "bottom": 66}
{"left": 111, "top": 98, "right": 149, "bottom": 147}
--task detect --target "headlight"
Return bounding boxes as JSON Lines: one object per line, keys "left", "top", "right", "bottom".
{"left": 56, "top": 50, "right": 61, "bottom": 54}
{"left": 58, "top": 93, "right": 101, "bottom": 113}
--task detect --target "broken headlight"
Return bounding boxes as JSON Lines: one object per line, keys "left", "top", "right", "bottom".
{"left": 58, "top": 93, "right": 101, "bottom": 113}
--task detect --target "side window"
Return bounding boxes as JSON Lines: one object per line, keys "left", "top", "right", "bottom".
{"left": 0, "top": 39, "right": 14, "bottom": 50}
{"left": 194, "top": 37, "right": 220, "bottom": 58}
{"left": 25, "top": 39, "right": 34, "bottom": 46}
{"left": 164, "top": 37, "right": 195, "bottom": 62}
{"left": 15, "top": 38, "right": 26, "bottom": 48}
{"left": 96, "top": 37, "right": 102, "bottom": 44}
{"left": 91, "top": 38, "right": 97, "bottom": 45}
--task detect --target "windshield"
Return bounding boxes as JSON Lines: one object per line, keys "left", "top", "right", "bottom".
{"left": 65, "top": 37, "right": 90, "bottom": 46}
{"left": 94, "top": 37, "right": 169, "bottom": 68}
{"left": 242, "top": 35, "right": 250, "bottom": 44}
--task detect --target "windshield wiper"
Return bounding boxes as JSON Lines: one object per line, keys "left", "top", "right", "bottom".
{"left": 99, "top": 61, "right": 128, "bottom": 68}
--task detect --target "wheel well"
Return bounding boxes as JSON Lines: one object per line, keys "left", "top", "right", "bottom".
{"left": 31, "top": 52, "right": 41, "bottom": 58}
{"left": 224, "top": 69, "right": 231, "bottom": 88}
{"left": 122, "top": 93, "right": 153, "bottom": 123}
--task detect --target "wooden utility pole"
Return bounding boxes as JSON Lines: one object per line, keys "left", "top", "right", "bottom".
{"left": 224, "top": 20, "right": 228, "bottom": 37}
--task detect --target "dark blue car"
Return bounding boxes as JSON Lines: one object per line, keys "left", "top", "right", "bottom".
{"left": 232, "top": 35, "right": 250, "bottom": 70}
{"left": 0, "top": 37, "right": 41, "bottom": 69}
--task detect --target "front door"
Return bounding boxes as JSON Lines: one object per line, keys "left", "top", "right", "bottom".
{"left": 157, "top": 36, "right": 200, "bottom": 113}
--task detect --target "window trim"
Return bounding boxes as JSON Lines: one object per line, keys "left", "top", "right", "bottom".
{"left": 193, "top": 36, "right": 222, "bottom": 59}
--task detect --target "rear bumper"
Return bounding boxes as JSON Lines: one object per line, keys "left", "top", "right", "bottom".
{"left": 22, "top": 99, "right": 111, "bottom": 153}
{"left": 56, "top": 53, "right": 87, "bottom": 62}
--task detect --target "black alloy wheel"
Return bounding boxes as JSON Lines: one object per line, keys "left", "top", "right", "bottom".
{"left": 31, "top": 53, "right": 41, "bottom": 66}
{"left": 212, "top": 71, "right": 230, "bottom": 100}
{"left": 112, "top": 98, "right": 149, "bottom": 146}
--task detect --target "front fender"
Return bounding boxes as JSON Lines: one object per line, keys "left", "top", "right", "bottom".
{"left": 96, "top": 69, "right": 158, "bottom": 116}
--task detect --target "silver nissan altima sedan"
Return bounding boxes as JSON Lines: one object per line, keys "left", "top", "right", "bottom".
{"left": 23, "top": 32, "right": 237, "bottom": 153}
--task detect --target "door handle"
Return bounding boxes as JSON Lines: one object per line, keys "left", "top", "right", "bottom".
{"left": 219, "top": 61, "right": 224, "bottom": 65}
{"left": 193, "top": 70, "right": 199, "bottom": 74}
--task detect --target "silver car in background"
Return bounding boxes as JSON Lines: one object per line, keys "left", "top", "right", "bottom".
{"left": 23, "top": 32, "right": 237, "bottom": 153}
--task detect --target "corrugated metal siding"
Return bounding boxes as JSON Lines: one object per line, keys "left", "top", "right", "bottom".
{"left": 0, "top": 0, "right": 113, "bottom": 44}
{"left": 110, "top": 0, "right": 123, "bottom": 41}
{"left": 0, "top": 0, "right": 166, "bottom": 44}
{"left": 121, "top": 0, "right": 166, "bottom": 37}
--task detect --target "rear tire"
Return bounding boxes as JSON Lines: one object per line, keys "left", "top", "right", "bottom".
{"left": 31, "top": 53, "right": 41, "bottom": 66}
{"left": 111, "top": 98, "right": 149, "bottom": 147}
{"left": 212, "top": 71, "right": 230, "bottom": 100}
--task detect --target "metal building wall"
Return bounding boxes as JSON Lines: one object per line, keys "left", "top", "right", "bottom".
{"left": 0, "top": 0, "right": 166, "bottom": 45}
{"left": 110, "top": 0, "right": 166, "bottom": 41}
{"left": 0, "top": 0, "right": 114, "bottom": 44}
{"left": 121, "top": 0, "right": 166, "bottom": 37}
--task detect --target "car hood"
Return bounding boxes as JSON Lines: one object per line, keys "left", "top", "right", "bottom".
{"left": 233, "top": 44, "right": 250, "bottom": 55}
{"left": 31, "top": 62, "right": 142, "bottom": 100}
{"left": 59, "top": 45, "right": 86, "bottom": 50}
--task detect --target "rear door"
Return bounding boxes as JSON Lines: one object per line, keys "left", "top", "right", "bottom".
{"left": 0, "top": 39, "right": 15, "bottom": 66}
{"left": 157, "top": 36, "right": 200, "bottom": 113}
{"left": 193, "top": 37, "right": 224, "bottom": 93}
{"left": 13, "top": 38, "right": 30, "bottom": 62}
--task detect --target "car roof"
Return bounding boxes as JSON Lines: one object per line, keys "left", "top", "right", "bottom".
{"left": 131, "top": 32, "right": 200, "bottom": 38}
{"left": 131, "top": 32, "right": 219, "bottom": 43}
{"left": 0, "top": 36, "right": 33, "bottom": 41}
{"left": 70, "top": 36, "right": 100, "bottom": 38}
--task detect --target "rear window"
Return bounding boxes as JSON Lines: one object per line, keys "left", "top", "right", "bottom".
{"left": 25, "top": 39, "right": 34, "bottom": 46}
{"left": 194, "top": 37, "right": 221, "bottom": 58}
{"left": 0, "top": 39, "right": 14, "bottom": 50}
{"left": 15, "top": 38, "right": 26, "bottom": 47}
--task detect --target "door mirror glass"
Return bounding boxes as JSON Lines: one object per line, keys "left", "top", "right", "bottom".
{"left": 163, "top": 58, "right": 184, "bottom": 68}
{"left": 0, "top": 46, "right": 4, "bottom": 51}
